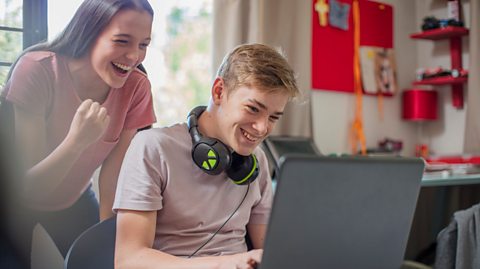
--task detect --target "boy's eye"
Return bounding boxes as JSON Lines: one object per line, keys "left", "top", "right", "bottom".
{"left": 269, "top": 116, "right": 280, "bottom": 122}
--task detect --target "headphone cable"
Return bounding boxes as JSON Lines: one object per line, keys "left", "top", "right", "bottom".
{"left": 188, "top": 181, "right": 251, "bottom": 258}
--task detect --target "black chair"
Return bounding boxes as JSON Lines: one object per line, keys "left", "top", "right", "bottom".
{"left": 64, "top": 216, "right": 116, "bottom": 269}
{"left": 64, "top": 215, "right": 255, "bottom": 269}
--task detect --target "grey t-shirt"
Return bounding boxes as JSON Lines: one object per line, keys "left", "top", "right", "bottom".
{"left": 113, "top": 123, "right": 273, "bottom": 257}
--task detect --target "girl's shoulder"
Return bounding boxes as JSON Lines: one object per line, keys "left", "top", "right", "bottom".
{"left": 17, "top": 51, "right": 63, "bottom": 75}
{"left": 22, "top": 51, "right": 57, "bottom": 62}
{"left": 130, "top": 66, "right": 148, "bottom": 80}
{"left": 122, "top": 67, "right": 149, "bottom": 89}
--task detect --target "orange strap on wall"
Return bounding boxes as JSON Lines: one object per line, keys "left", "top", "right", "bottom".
{"left": 350, "top": 0, "right": 367, "bottom": 155}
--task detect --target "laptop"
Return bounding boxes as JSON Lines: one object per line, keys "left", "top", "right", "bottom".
{"left": 258, "top": 155, "right": 425, "bottom": 269}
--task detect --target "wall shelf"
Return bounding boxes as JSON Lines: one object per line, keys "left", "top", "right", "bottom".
{"left": 413, "top": 76, "right": 468, "bottom": 86}
{"left": 410, "top": 26, "right": 469, "bottom": 109}
{"left": 410, "top": 26, "right": 469, "bottom": 40}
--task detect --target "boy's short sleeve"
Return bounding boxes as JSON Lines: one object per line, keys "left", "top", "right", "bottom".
{"left": 248, "top": 150, "right": 274, "bottom": 225}
{"left": 113, "top": 130, "right": 165, "bottom": 212}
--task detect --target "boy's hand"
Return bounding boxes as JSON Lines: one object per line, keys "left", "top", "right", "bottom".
{"left": 218, "top": 249, "right": 263, "bottom": 269}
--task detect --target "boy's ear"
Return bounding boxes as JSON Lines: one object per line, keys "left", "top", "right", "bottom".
{"left": 211, "top": 77, "right": 225, "bottom": 105}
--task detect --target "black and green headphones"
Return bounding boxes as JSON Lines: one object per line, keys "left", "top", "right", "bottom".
{"left": 187, "top": 106, "right": 259, "bottom": 185}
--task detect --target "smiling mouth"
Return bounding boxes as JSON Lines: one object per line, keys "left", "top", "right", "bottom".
{"left": 241, "top": 128, "right": 260, "bottom": 143}
{"left": 111, "top": 62, "right": 132, "bottom": 75}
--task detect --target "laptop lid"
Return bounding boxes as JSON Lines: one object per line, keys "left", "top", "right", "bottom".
{"left": 259, "top": 155, "right": 424, "bottom": 269}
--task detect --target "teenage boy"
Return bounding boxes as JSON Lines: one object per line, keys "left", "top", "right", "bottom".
{"left": 113, "top": 43, "right": 299, "bottom": 269}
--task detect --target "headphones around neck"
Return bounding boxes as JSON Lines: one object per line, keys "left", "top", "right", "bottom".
{"left": 187, "top": 106, "right": 259, "bottom": 185}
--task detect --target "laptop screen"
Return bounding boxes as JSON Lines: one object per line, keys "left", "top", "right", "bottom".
{"left": 259, "top": 155, "right": 424, "bottom": 269}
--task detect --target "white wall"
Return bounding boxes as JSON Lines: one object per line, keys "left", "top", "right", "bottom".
{"left": 312, "top": 0, "right": 419, "bottom": 156}
{"left": 415, "top": 0, "right": 470, "bottom": 156}
{"left": 311, "top": 0, "right": 471, "bottom": 156}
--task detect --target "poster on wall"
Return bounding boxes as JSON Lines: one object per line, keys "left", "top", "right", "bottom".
{"left": 360, "top": 46, "right": 397, "bottom": 95}
{"left": 311, "top": 0, "right": 395, "bottom": 95}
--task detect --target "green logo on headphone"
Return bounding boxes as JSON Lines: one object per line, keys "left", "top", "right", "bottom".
{"left": 202, "top": 150, "right": 218, "bottom": 170}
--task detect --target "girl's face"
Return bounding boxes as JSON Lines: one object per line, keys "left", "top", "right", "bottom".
{"left": 89, "top": 9, "right": 152, "bottom": 89}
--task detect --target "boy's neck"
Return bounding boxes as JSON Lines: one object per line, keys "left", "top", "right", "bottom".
{"left": 197, "top": 107, "right": 222, "bottom": 143}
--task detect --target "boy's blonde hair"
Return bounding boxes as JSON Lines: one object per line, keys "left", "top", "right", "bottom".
{"left": 216, "top": 43, "right": 299, "bottom": 99}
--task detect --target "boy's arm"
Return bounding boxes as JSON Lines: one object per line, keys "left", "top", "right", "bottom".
{"left": 246, "top": 224, "right": 268, "bottom": 249}
{"left": 115, "top": 210, "right": 263, "bottom": 269}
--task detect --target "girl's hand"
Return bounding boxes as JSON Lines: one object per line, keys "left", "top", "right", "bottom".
{"left": 66, "top": 99, "right": 110, "bottom": 150}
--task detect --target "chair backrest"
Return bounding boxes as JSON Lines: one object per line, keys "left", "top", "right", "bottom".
{"left": 261, "top": 136, "right": 321, "bottom": 180}
{"left": 64, "top": 216, "right": 116, "bottom": 269}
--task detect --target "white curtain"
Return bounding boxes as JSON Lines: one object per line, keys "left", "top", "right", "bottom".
{"left": 213, "top": 0, "right": 312, "bottom": 137}
{"left": 463, "top": 0, "right": 480, "bottom": 153}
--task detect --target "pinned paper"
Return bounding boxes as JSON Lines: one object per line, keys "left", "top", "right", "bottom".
{"left": 329, "top": 0, "right": 350, "bottom": 30}
{"left": 360, "top": 47, "right": 397, "bottom": 95}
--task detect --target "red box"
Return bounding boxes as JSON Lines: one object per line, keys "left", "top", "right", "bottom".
{"left": 402, "top": 89, "right": 438, "bottom": 121}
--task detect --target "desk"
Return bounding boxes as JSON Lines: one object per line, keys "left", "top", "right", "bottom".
{"left": 406, "top": 173, "right": 480, "bottom": 261}
{"left": 421, "top": 173, "right": 480, "bottom": 187}
{"left": 271, "top": 173, "right": 480, "bottom": 190}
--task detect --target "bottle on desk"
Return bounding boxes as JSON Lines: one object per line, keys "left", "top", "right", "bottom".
{"left": 415, "top": 144, "right": 429, "bottom": 159}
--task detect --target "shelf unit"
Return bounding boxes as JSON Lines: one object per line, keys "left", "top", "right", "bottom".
{"left": 410, "top": 26, "right": 469, "bottom": 109}
{"left": 413, "top": 76, "right": 467, "bottom": 86}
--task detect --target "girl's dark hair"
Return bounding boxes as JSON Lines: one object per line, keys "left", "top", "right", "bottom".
{"left": 0, "top": 0, "right": 153, "bottom": 139}
{"left": 5, "top": 0, "right": 153, "bottom": 80}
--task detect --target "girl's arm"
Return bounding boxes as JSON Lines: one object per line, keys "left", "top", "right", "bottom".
{"left": 15, "top": 99, "right": 110, "bottom": 202}
{"left": 98, "top": 128, "right": 137, "bottom": 220}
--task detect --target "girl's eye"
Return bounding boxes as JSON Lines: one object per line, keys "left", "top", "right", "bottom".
{"left": 114, "top": 40, "right": 128, "bottom": 44}
{"left": 247, "top": 105, "right": 259, "bottom": 113}
{"left": 139, "top": 43, "right": 149, "bottom": 49}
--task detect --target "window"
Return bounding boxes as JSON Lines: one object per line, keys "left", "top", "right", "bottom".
{"left": 0, "top": 0, "right": 22, "bottom": 86}
{"left": 2, "top": 0, "right": 213, "bottom": 126}
{"left": 47, "top": 0, "right": 82, "bottom": 40}
{"left": 0, "top": 0, "right": 47, "bottom": 87}
{"left": 48, "top": 0, "right": 213, "bottom": 126}
{"left": 145, "top": 0, "right": 213, "bottom": 126}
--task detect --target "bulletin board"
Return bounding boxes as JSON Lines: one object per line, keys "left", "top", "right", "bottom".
{"left": 311, "top": 0, "right": 394, "bottom": 94}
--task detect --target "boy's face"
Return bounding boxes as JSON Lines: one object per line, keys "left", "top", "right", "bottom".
{"left": 216, "top": 83, "right": 289, "bottom": 156}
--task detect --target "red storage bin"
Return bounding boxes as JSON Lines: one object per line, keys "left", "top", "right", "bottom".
{"left": 402, "top": 89, "right": 438, "bottom": 121}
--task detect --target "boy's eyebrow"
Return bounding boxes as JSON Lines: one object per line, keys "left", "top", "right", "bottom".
{"left": 249, "top": 99, "right": 284, "bottom": 115}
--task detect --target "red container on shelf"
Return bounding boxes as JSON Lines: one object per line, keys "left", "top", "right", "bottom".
{"left": 402, "top": 89, "right": 438, "bottom": 121}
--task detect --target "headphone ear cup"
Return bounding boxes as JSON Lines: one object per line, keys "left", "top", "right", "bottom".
{"left": 188, "top": 106, "right": 233, "bottom": 175}
{"left": 226, "top": 153, "right": 259, "bottom": 185}
{"left": 192, "top": 138, "right": 231, "bottom": 175}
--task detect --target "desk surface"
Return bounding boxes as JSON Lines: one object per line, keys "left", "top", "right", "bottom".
{"left": 421, "top": 173, "right": 480, "bottom": 187}
{"left": 272, "top": 173, "right": 480, "bottom": 188}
